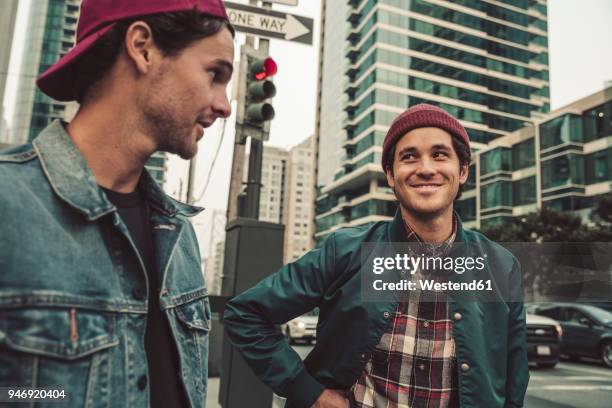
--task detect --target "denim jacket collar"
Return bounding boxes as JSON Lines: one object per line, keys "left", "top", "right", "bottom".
{"left": 33, "top": 120, "right": 203, "bottom": 221}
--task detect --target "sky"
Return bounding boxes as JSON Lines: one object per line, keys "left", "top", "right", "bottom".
{"left": 3, "top": 0, "right": 612, "bottom": 255}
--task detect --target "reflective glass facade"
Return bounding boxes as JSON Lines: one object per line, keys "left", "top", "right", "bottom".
{"left": 12, "top": 0, "right": 80, "bottom": 144}
{"left": 316, "top": 0, "right": 550, "bottom": 239}
{"left": 455, "top": 89, "right": 612, "bottom": 227}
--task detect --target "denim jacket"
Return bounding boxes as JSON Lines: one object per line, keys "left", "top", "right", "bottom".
{"left": 0, "top": 121, "right": 211, "bottom": 407}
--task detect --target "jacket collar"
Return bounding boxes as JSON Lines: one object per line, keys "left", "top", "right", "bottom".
{"left": 388, "top": 206, "right": 466, "bottom": 244}
{"left": 33, "top": 120, "right": 203, "bottom": 221}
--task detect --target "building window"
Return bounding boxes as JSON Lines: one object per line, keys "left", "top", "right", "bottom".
{"left": 513, "top": 176, "right": 536, "bottom": 206}
{"left": 480, "top": 147, "right": 511, "bottom": 175}
{"left": 583, "top": 101, "right": 612, "bottom": 141}
{"left": 541, "top": 154, "right": 585, "bottom": 190}
{"left": 480, "top": 181, "right": 512, "bottom": 209}
{"left": 540, "top": 114, "right": 583, "bottom": 150}
{"left": 512, "top": 138, "right": 535, "bottom": 170}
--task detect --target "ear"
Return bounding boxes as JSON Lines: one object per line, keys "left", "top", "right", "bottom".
{"left": 459, "top": 163, "right": 469, "bottom": 185}
{"left": 124, "top": 21, "right": 157, "bottom": 75}
{"left": 385, "top": 165, "right": 395, "bottom": 190}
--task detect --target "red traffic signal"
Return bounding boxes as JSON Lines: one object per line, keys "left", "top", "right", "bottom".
{"left": 250, "top": 57, "right": 278, "bottom": 81}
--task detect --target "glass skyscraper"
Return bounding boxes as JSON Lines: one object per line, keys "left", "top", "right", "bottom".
{"left": 9, "top": 0, "right": 167, "bottom": 187}
{"left": 12, "top": 0, "right": 81, "bottom": 144}
{"left": 314, "top": 0, "right": 550, "bottom": 241}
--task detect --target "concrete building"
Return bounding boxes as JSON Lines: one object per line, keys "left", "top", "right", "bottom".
{"left": 456, "top": 85, "right": 612, "bottom": 229}
{"left": 314, "top": 0, "right": 551, "bottom": 242}
{"left": 11, "top": 0, "right": 81, "bottom": 144}
{"left": 209, "top": 239, "right": 226, "bottom": 296}
{"left": 0, "top": 0, "right": 19, "bottom": 143}
{"left": 245, "top": 137, "right": 316, "bottom": 262}
{"left": 283, "top": 136, "right": 316, "bottom": 262}
{"left": 247, "top": 146, "right": 289, "bottom": 223}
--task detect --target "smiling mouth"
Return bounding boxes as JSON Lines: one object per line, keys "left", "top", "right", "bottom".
{"left": 410, "top": 184, "right": 442, "bottom": 191}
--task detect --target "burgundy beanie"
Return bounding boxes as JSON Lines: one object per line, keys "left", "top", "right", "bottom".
{"left": 381, "top": 103, "right": 470, "bottom": 172}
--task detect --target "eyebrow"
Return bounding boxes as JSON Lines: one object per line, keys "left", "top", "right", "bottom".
{"left": 397, "top": 143, "right": 452, "bottom": 156}
{"left": 214, "top": 59, "right": 234, "bottom": 77}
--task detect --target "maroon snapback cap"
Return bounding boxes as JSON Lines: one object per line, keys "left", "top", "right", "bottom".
{"left": 381, "top": 103, "right": 471, "bottom": 172}
{"left": 37, "top": 0, "right": 229, "bottom": 101}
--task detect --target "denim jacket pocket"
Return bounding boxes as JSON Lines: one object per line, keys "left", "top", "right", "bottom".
{"left": 172, "top": 295, "right": 211, "bottom": 401}
{"left": 0, "top": 306, "right": 119, "bottom": 407}
{"left": 1, "top": 307, "right": 118, "bottom": 359}
{"left": 175, "top": 296, "right": 211, "bottom": 332}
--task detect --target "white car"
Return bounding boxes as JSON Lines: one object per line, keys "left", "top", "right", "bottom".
{"left": 283, "top": 312, "right": 318, "bottom": 344}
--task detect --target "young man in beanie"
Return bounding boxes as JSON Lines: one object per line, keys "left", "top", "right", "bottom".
{"left": 0, "top": 1, "right": 234, "bottom": 407}
{"left": 224, "top": 104, "right": 529, "bottom": 407}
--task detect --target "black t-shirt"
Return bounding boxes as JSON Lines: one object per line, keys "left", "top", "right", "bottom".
{"left": 101, "top": 187, "right": 188, "bottom": 408}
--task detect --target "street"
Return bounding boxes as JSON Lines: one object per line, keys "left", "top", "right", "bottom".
{"left": 208, "top": 343, "right": 612, "bottom": 408}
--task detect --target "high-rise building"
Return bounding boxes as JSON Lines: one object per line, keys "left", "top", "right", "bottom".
{"left": 12, "top": 0, "right": 81, "bottom": 144}
{"left": 314, "top": 0, "right": 550, "bottom": 242}
{"left": 0, "top": 0, "right": 19, "bottom": 143}
{"left": 283, "top": 136, "right": 316, "bottom": 262}
{"left": 246, "top": 146, "right": 289, "bottom": 223}
{"left": 245, "top": 137, "right": 316, "bottom": 262}
{"left": 456, "top": 85, "right": 612, "bottom": 229}
{"left": 209, "top": 239, "right": 226, "bottom": 296}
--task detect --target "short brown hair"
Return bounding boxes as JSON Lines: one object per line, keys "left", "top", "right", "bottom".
{"left": 74, "top": 9, "right": 235, "bottom": 103}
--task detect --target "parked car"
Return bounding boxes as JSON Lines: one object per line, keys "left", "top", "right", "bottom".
{"left": 526, "top": 313, "right": 562, "bottom": 368}
{"left": 282, "top": 309, "right": 318, "bottom": 345}
{"left": 528, "top": 303, "right": 612, "bottom": 368}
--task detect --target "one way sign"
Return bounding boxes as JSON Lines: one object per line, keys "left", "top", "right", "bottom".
{"left": 224, "top": 1, "right": 313, "bottom": 45}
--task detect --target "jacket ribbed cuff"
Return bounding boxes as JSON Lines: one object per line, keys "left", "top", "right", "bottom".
{"left": 285, "top": 368, "right": 325, "bottom": 408}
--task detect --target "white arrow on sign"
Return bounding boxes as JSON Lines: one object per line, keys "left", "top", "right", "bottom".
{"left": 225, "top": 1, "right": 313, "bottom": 45}
{"left": 285, "top": 14, "right": 309, "bottom": 40}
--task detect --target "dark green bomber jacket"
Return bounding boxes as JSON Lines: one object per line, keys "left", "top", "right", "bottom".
{"left": 223, "top": 209, "right": 529, "bottom": 408}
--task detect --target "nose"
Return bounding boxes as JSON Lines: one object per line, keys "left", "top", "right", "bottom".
{"left": 415, "top": 157, "right": 436, "bottom": 177}
{"left": 212, "top": 89, "right": 232, "bottom": 119}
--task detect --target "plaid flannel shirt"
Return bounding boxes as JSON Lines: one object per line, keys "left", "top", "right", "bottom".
{"left": 353, "top": 216, "right": 459, "bottom": 408}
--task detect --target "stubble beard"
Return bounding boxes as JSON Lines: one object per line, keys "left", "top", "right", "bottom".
{"left": 141, "top": 96, "right": 198, "bottom": 160}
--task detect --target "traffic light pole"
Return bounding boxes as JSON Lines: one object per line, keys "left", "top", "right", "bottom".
{"left": 243, "top": 28, "right": 270, "bottom": 219}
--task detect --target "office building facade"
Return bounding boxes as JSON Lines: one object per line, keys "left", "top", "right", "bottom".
{"left": 246, "top": 138, "right": 316, "bottom": 262}
{"left": 315, "top": 0, "right": 550, "bottom": 241}
{"left": 456, "top": 86, "right": 612, "bottom": 229}
{"left": 0, "top": 0, "right": 19, "bottom": 142}
{"left": 12, "top": 0, "right": 81, "bottom": 144}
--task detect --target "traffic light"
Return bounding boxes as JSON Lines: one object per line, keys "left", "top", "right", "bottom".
{"left": 245, "top": 56, "right": 277, "bottom": 126}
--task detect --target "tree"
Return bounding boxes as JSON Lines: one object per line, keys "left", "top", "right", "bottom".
{"left": 478, "top": 206, "right": 612, "bottom": 302}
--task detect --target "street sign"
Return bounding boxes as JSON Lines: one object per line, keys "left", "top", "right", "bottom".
{"left": 225, "top": 1, "right": 313, "bottom": 45}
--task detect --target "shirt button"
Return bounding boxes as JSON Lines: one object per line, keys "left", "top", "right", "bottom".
{"left": 419, "top": 364, "right": 425, "bottom": 371}
{"left": 460, "top": 363, "right": 470, "bottom": 372}
{"left": 132, "top": 288, "right": 145, "bottom": 301}
{"left": 454, "top": 312, "right": 462, "bottom": 321}
{"left": 423, "top": 321, "right": 430, "bottom": 328}
{"left": 383, "top": 311, "right": 390, "bottom": 319}
{"left": 137, "top": 375, "right": 147, "bottom": 390}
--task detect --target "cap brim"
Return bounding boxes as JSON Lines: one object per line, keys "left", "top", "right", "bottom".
{"left": 36, "top": 24, "right": 116, "bottom": 102}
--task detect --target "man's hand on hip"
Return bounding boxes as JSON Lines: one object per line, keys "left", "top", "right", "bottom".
{"left": 311, "top": 389, "right": 350, "bottom": 408}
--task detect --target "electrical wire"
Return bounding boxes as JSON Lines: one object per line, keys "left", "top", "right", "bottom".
{"left": 193, "top": 118, "right": 228, "bottom": 203}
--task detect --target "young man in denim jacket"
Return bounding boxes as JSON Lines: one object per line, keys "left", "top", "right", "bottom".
{"left": 224, "top": 104, "right": 529, "bottom": 408}
{"left": 0, "top": 1, "right": 234, "bottom": 407}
